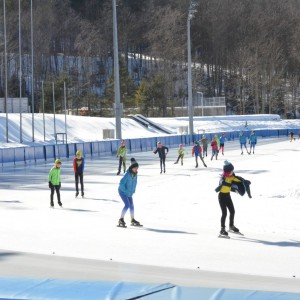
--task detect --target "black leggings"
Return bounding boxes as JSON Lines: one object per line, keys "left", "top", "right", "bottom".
{"left": 218, "top": 192, "right": 235, "bottom": 228}
{"left": 75, "top": 172, "right": 84, "bottom": 193}
{"left": 50, "top": 185, "right": 61, "bottom": 203}
{"left": 160, "top": 158, "right": 166, "bottom": 172}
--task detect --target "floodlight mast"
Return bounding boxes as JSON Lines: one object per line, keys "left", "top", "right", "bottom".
{"left": 187, "top": 1, "right": 198, "bottom": 136}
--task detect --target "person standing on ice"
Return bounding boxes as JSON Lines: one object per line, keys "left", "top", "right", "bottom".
{"left": 210, "top": 136, "right": 218, "bottom": 160}
{"left": 118, "top": 158, "right": 141, "bottom": 227}
{"left": 215, "top": 160, "right": 241, "bottom": 237}
{"left": 192, "top": 141, "right": 207, "bottom": 168}
{"left": 73, "top": 150, "right": 85, "bottom": 197}
{"left": 48, "top": 159, "right": 63, "bottom": 208}
{"left": 215, "top": 134, "right": 220, "bottom": 150}
{"left": 201, "top": 134, "right": 208, "bottom": 157}
{"left": 239, "top": 131, "right": 249, "bottom": 154}
{"left": 219, "top": 133, "right": 226, "bottom": 155}
{"left": 153, "top": 141, "right": 169, "bottom": 174}
{"left": 174, "top": 144, "right": 184, "bottom": 165}
{"left": 248, "top": 130, "right": 257, "bottom": 154}
{"left": 116, "top": 140, "right": 127, "bottom": 175}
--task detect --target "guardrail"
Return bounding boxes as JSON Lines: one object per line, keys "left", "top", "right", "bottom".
{"left": 0, "top": 129, "right": 296, "bottom": 165}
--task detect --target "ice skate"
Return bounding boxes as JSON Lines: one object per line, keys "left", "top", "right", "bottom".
{"left": 75, "top": 192, "right": 79, "bottom": 198}
{"left": 229, "top": 225, "right": 239, "bottom": 233}
{"left": 117, "top": 171, "right": 120, "bottom": 175}
{"left": 58, "top": 202, "right": 63, "bottom": 208}
{"left": 131, "top": 218, "right": 143, "bottom": 227}
{"left": 81, "top": 192, "right": 84, "bottom": 198}
{"left": 117, "top": 218, "right": 127, "bottom": 228}
{"left": 50, "top": 202, "right": 54, "bottom": 208}
{"left": 229, "top": 225, "right": 244, "bottom": 235}
{"left": 218, "top": 227, "right": 229, "bottom": 239}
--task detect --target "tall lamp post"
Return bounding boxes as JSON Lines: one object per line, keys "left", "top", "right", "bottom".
{"left": 112, "top": 0, "right": 122, "bottom": 139}
{"left": 187, "top": 1, "right": 198, "bottom": 136}
{"left": 30, "top": 0, "right": 35, "bottom": 142}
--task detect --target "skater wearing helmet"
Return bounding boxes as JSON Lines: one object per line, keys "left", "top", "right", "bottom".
{"left": 116, "top": 140, "right": 127, "bottom": 175}
{"left": 73, "top": 150, "right": 85, "bottom": 197}
{"left": 215, "top": 160, "right": 241, "bottom": 238}
{"left": 117, "top": 158, "right": 142, "bottom": 228}
{"left": 153, "top": 141, "right": 169, "bottom": 174}
{"left": 174, "top": 144, "right": 184, "bottom": 165}
{"left": 48, "top": 159, "right": 63, "bottom": 207}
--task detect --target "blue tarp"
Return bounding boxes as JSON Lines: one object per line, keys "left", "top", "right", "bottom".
{"left": 0, "top": 277, "right": 299, "bottom": 300}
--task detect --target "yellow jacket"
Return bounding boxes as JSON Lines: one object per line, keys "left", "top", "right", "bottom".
{"left": 219, "top": 175, "right": 241, "bottom": 193}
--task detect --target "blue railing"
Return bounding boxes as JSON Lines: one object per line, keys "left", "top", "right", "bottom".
{"left": 0, "top": 129, "right": 296, "bottom": 165}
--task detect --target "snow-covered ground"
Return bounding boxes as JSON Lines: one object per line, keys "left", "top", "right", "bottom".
{"left": 0, "top": 124, "right": 300, "bottom": 282}
{"left": 1, "top": 113, "right": 300, "bottom": 147}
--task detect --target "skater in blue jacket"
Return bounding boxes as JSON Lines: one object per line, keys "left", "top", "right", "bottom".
{"left": 249, "top": 130, "right": 257, "bottom": 154}
{"left": 118, "top": 158, "right": 141, "bottom": 227}
{"left": 239, "top": 131, "right": 249, "bottom": 155}
{"left": 219, "top": 133, "right": 226, "bottom": 155}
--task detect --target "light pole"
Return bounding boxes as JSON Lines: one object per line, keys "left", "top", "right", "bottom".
{"left": 187, "top": 1, "right": 198, "bottom": 136}
{"left": 19, "top": 0, "right": 23, "bottom": 143}
{"left": 197, "top": 92, "right": 204, "bottom": 116}
{"left": 3, "top": 0, "right": 8, "bottom": 143}
{"left": 112, "top": 0, "right": 122, "bottom": 139}
{"left": 30, "top": 0, "right": 35, "bottom": 142}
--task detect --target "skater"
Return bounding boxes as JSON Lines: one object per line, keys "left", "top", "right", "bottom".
{"left": 174, "top": 144, "right": 184, "bottom": 165}
{"left": 117, "top": 158, "right": 141, "bottom": 227}
{"left": 215, "top": 134, "right": 220, "bottom": 150}
{"left": 192, "top": 141, "right": 207, "bottom": 168}
{"left": 239, "top": 131, "right": 249, "bottom": 154}
{"left": 210, "top": 137, "right": 219, "bottom": 160}
{"left": 48, "top": 159, "right": 63, "bottom": 207}
{"left": 73, "top": 150, "right": 85, "bottom": 197}
{"left": 248, "top": 131, "right": 257, "bottom": 154}
{"left": 116, "top": 140, "right": 127, "bottom": 175}
{"left": 219, "top": 133, "right": 226, "bottom": 155}
{"left": 215, "top": 161, "right": 241, "bottom": 237}
{"left": 153, "top": 141, "right": 169, "bottom": 174}
{"left": 289, "top": 131, "right": 295, "bottom": 142}
{"left": 201, "top": 134, "right": 208, "bottom": 157}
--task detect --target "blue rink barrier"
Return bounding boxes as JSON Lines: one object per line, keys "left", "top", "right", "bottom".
{"left": 1, "top": 129, "right": 299, "bottom": 165}
{"left": 0, "top": 277, "right": 299, "bottom": 300}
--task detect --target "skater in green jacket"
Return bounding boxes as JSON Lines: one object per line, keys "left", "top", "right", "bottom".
{"left": 48, "top": 159, "right": 62, "bottom": 207}
{"left": 116, "top": 140, "right": 127, "bottom": 175}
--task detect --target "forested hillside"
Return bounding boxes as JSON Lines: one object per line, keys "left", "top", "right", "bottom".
{"left": 1, "top": 0, "right": 300, "bottom": 118}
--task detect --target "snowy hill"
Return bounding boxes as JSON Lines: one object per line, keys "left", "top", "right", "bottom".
{"left": 1, "top": 113, "right": 300, "bottom": 148}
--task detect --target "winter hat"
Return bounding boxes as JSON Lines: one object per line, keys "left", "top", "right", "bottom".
{"left": 223, "top": 160, "right": 234, "bottom": 172}
{"left": 179, "top": 144, "right": 183, "bottom": 148}
{"left": 55, "top": 159, "right": 62, "bottom": 165}
{"left": 121, "top": 140, "right": 126, "bottom": 146}
{"left": 194, "top": 141, "right": 199, "bottom": 145}
{"left": 157, "top": 141, "right": 161, "bottom": 145}
{"left": 130, "top": 158, "right": 139, "bottom": 169}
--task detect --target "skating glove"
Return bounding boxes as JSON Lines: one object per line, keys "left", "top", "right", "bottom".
{"left": 48, "top": 182, "right": 52, "bottom": 188}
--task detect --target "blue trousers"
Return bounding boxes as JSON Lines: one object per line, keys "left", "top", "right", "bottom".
{"left": 119, "top": 192, "right": 134, "bottom": 218}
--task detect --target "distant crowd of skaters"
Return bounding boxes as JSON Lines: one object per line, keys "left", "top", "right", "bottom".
{"left": 48, "top": 128, "right": 297, "bottom": 234}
